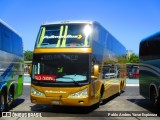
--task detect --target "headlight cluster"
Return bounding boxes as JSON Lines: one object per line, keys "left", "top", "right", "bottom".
{"left": 68, "top": 88, "right": 88, "bottom": 98}
{"left": 31, "top": 87, "right": 45, "bottom": 96}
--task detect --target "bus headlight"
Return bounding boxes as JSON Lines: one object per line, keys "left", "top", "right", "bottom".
{"left": 31, "top": 87, "right": 45, "bottom": 96}
{"left": 68, "top": 88, "right": 88, "bottom": 98}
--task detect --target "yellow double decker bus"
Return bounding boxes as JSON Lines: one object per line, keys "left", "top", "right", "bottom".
{"left": 30, "top": 21, "right": 126, "bottom": 107}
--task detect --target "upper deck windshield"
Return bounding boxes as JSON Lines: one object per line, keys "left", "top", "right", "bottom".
{"left": 35, "top": 23, "right": 92, "bottom": 48}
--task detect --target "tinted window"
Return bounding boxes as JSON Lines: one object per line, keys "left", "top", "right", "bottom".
{"left": 35, "top": 24, "right": 91, "bottom": 48}
{"left": 2, "top": 29, "right": 12, "bottom": 52}
{"left": 0, "top": 22, "right": 23, "bottom": 56}
{"left": 140, "top": 38, "right": 160, "bottom": 60}
{"left": 32, "top": 54, "right": 89, "bottom": 83}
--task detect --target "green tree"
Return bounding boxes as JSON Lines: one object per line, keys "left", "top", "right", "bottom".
{"left": 126, "top": 53, "right": 139, "bottom": 63}
{"left": 24, "top": 50, "right": 33, "bottom": 61}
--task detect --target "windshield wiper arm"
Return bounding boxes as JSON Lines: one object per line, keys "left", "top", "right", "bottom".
{"left": 63, "top": 77, "right": 80, "bottom": 86}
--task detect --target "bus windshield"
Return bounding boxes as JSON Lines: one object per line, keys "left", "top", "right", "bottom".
{"left": 32, "top": 54, "right": 89, "bottom": 83}
{"left": 35, "top": 24, "right": 92, "bottom": 48}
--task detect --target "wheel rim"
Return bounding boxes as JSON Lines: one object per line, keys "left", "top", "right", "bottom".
{"left": 151, "top": 90, "right": 158, "bottom": 106}
{"left": 153, "top": 91, "right": 157, "bottom": 104}
{"left": 8, "top": 92, "right": 13, "bottom": 105}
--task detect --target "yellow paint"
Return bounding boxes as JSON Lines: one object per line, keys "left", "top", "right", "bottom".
{"left": 30, "top": 84, "right": 97, "bottom": 106}
{"left": 61, "top": 25, "right": 68, "bottom": 47}
{"left": 34, "top": 48, "right": 92, "bottom": 53}
{"left": 94, "top": 65, "right": 99, "bottom": 78}
{"left": 56, "top": 26, "right": 64, "bottom": 47}
{"left": 37, "top": 27, "right": 45, "bottom": 47}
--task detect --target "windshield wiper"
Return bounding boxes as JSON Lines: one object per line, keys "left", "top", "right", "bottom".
{"left": 63, "top": 77, "right": 81, "bottom": 86}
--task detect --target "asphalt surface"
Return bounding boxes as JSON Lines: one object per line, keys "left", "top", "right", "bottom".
{"left": 1, "top": 85, "right": 160, "bottom": 120}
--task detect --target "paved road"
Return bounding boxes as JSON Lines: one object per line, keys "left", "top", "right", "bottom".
{"left": 1, "top": 85, "right": 160, "bottom": 120}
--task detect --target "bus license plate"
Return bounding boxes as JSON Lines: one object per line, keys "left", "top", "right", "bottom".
{"left": 51, "top": 100, "right": 61, "bottom": 105}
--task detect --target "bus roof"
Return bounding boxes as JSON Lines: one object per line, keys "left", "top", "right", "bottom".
{"left": 0, "top": 19, "right": 21, "bottom": 37}
{"left": 42, "top": 20, "right": 96, "bottom": 26}
{"left": 141, "top": 31, "right": 160, "bottom": 43}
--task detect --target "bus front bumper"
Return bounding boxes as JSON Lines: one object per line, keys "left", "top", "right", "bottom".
{"left": 30, "top": 95, "right": 90, "bottom": 106}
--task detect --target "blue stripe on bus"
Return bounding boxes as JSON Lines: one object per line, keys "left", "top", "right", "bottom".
{"left": 1, "top": 63, "right": 14, "bottom": 80}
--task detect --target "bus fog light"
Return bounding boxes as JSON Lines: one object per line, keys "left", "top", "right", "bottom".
{"left": 79, "top": 101, "right": 84, "bottom": 104}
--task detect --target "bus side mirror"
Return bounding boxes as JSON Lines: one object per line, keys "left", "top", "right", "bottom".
{"left": 94, "top": 65, "right": 99, "bottom": 77}
{"left": 29, "top": 64, "right": 32, "bottom": 76}
{"left": 91, "top": 65, "right": 99, "bottom": 80}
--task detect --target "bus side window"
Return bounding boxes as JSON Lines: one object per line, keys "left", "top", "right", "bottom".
{"left": 140, "top": 41, "right": 149, "bottom": 58}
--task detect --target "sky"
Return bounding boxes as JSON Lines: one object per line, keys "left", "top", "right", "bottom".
{"left": 0, "top": 0, "right": 160, "bottom": 54}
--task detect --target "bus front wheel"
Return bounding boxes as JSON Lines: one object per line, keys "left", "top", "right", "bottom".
{"left": 118, "top": 82, "right": 123, "bottom": 95}
{"left": 98, "top": 86, "right": 104, "bottom": 106}
{"left": 8, "top": 87, "right": 14, "bottom": 106}
{"left": 0, "top": 91, "right": 8, "bottom": 113}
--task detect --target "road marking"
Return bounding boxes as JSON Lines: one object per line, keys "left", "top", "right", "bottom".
{"left": 126, "top": 84, "right": 139, "bottom": 86}
{"left": 24, "top": 83, "right": 31, "bottom": 85}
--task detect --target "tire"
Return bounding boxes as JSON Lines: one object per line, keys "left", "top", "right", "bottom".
{"left": 95, "top": 87, "right": 104, "bottom": 108}
{"left": 95, "top": 94, "right": 102, "bottom": 108}
{"left": 118, "top": 82, "right": 123, "bottom": 95}
{"left": 8, "top": 90, "right": 14, "bottom": 109}
{"left": 0, "top": 91, "right": 8, "bottom": 113}
{"left": 156, "top": 96, "right": 160, "bottom": 108}
{"left": 99, "top": 92, "right": 103, "bottom": 105}
{"left": 99, "top": 87, "right": 104, "bottom": 105}
{"left": 150, "top": 89, "right": 159, "bottom": 108}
